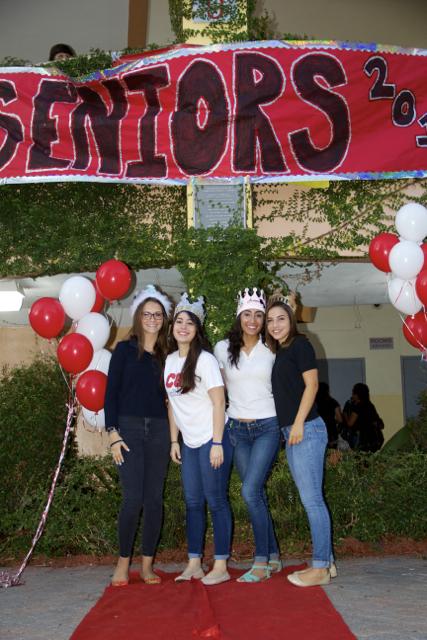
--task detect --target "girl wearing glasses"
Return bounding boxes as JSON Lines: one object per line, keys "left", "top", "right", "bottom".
{"left": 105, "top": 285, "right": 172, "bottom": 586}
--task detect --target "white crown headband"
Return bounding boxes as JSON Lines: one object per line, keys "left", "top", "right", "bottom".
{"left": 267, "top": 289, "right": 298, "bottom": 313}
{"left": 236, "top": 287, "right": 266, "bottom": 316}
{"left": 174, "top": 292, "right": 205, "bottom": 324}
{"left": 130, "top": 284, "right": 172, "bottom": 318}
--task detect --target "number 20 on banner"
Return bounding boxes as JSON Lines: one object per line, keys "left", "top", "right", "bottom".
{"left": 364, "top": 56, "right": 427, "bottom": 148}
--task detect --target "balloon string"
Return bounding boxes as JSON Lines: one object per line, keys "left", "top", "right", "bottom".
{"left": 0, "top": 393, "right": 77, "bottom": 589}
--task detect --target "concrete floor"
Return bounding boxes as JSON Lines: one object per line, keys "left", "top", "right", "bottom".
{"left": 0, "top": 557, "right": 426, "bottom": 640}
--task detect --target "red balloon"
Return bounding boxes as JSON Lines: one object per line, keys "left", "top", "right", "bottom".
{"left": 403, "top": 311, "right": 427, "bottom": 349}
{"left": 76, "top": 370, "right": 107, "bottom": 412}
{"left": 90, "top": 282, "right": 105, "bottom": 313}
{"left": 416, "top": 269, "right": 427, "bottom": 306}
{"left": 57, "top": 333, "right": 94, "bottom": 374}
{"left": 369, "top": 233, "right": 399, "bottom": 272}
{"left": 96, "top": 259, "right": 131, "bottom": 301}
{"left": 29, "top": 297, "right": 65, "bottom": 339}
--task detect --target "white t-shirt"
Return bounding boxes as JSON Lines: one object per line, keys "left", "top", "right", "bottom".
{"left": 164, "top": 349, "right": 225, "bottom": 448}
{"left": 214, "top": 339, "right": 276, "bottom": 420}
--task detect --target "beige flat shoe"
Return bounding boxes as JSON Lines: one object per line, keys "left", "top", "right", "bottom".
{"left": 287, "top": 570, "right": 330, "bottom": 587}
{"left": 201, "top": 571, "right": 230, "bottom": 586}
{"left": 175, "top": 567, "right": 205, "bottom": 582}
{"left": 294, "top": 563, "right": 337, "bottom": 579}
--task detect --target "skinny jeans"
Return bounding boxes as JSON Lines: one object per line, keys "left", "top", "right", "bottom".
{"left": 117, "top": 415, "right": 170, "bottom": 557}
{"left": 282, "top": 417, "right": 334, "bottom": 568}
{"left": 181, "top": 437, "right": 233, "bottom": 559}
{"left": 227, "top": 417, "right": 280, "bottom": 562}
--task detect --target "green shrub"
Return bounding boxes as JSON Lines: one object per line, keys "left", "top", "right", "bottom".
{"left": 0, "top": 357, "right": 71, "bottom": 519}
{"left": 0, "top": 357, "right": 425, "bottom": 558}
{"left": 406, "top": 390, "right": 427, "bottom": 451}
{"left": 1, "top": 449, "right": 426, "bottom": 559}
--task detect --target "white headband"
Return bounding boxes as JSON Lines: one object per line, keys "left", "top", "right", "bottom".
{"left": 130, "top": 284, "right": 172, "bottom": 318}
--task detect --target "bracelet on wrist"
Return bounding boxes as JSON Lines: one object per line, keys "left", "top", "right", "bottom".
{"left": 212, "top": 441, "right": 223, "bottom": 446}
{"left": 171, "top": 440, "right": 178, "bottom": 444}
{"left": 110, "top": 439, "right": 123, "bottom": 448}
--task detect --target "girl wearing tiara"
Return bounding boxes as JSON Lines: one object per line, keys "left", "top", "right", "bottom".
{"left": 165, "top": 294, "right": 232, "bottom": 585}
{"left": 214, "top": 288, "right": 281, "bottom": 582}
{"left": 266, "top": 293, "right": 335, "bottom": 587}
{"left": 105, "top": 285, "right": 172, "bottom": 586}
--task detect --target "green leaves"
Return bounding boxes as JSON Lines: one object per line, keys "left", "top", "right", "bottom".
{"left": 0, "top": 183, "right": 187, "bottom": 277}
{"left": 175, "top": 224, "right": 284, "bottom": 342}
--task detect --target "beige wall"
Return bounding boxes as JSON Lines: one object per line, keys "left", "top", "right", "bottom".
{"left": 261, "top": 0, "right": 427, "bottom": 49}
{"left": 0, "top": 0, "right": 129, "bottom": 63}
{"left": 2, "top": 0, "right": 425, "bottom": 65}
{"left": 302, "top": 303, "right": 420, "bottom": 441}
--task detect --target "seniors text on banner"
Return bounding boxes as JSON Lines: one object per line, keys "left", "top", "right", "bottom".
{"left": 1, "top": 40, "right": 427, "bottom": 185}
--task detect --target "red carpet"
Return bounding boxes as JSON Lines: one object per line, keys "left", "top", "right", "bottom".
{"left": 70, "top": 567, "right": 356, "bottom": 640}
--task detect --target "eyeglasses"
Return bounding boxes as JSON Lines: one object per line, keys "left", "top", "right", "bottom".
{"left": 142, "top": 311, "right": 163, "bottom": 320}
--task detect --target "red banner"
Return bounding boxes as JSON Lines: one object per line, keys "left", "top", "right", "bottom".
{"left": 1, "top": 40, "right": 427, "bottom": 185}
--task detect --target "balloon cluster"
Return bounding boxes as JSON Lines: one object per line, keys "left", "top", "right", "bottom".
{"left": 369, "top": 203, "right": 427, "bottom": 352}
{"left": 29, "top": 259, "right": 132, "bottom": 429}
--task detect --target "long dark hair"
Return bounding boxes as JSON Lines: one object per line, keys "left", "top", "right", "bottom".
{"left": 170, "top": 311, "right": 212, "bottom": 393}
{"left": 226, "top": 313, "right": 266, "bottom": 368}
{"left": 129, "top": 297, "right": 169, "bottom": 365}
{"left": 352, "top": 383, "right": 370, "bottom": 404}
{"left": 265, "top": 301, "right": 302, "bottom": 353}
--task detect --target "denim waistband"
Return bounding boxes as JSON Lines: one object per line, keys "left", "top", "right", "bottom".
{"left": 228, "top": 416, "right": 278, "bottom": 428}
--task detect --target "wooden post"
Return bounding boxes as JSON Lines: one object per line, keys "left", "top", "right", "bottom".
{"left": 128, "top": 0, "right": 149, "bottom": 49}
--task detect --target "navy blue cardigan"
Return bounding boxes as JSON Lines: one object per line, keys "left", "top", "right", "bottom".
{"left": 104, "top": 339, "right": 167, "bottom": 429}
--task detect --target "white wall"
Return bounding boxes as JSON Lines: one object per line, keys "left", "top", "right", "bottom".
{"left": 0, "top": 0, "right": 129, "bottom": 63}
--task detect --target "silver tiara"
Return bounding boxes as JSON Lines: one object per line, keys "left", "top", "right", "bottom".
{"left": 174, "top": 292, "right": 205, "bottom": 323}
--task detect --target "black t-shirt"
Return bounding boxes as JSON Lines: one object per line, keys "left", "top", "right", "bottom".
{"left": 271, "top": 335, "right": 319, "bottom": 427}
{"left": 104, "top": 339, "right": 167, "bottom": 428}
{"left": 352, "top": 401, "right": 382, "bottom": 452}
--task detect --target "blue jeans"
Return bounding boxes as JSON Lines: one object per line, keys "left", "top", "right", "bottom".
{"left": 227, "top": 417, "right": 280, "bottom": 562}
{"left": 282, "top": 417, "right": 334, "bottom": 568}
{"left": 181, "top": 437, "right": 233, "bottom": 560}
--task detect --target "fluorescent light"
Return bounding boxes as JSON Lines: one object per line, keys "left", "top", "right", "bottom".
{"left": 0, "top": 291, "right": 24, "bottom": 312}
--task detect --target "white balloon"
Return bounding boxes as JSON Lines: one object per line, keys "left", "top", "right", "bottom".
{"left": 389, "top": 240, "right": 424, "bottom": 280}
{"left": 388, "top": 277, "right": 422, "bottom": 315}
{"left": 86, "top": 348, "right": 112, "bottom": 375}
{"left": 76, "top": 312, "right": 110, "bottom": 351}
{"left": 395, "top": 202, "right": 427, "bottom": 242}
{"left": 82, "top": 407, "right": 105, "bottom": 430}
{"left": 59, "top": 276, "right": 96, "bottom": 320}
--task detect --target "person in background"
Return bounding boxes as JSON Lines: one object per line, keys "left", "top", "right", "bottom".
{"left": 316, "top": 382, "right": 343, "bottom": 449}
{"left": 166, "top": 294, "right": 232, "bottom": 586}
{"left": 105, "top": 285, "right": 172, "bottom": 587}
{"left": 49, "top": 43, "right": 76, "bottom": 61}
{"left": 214, "top": 287, "right": 281, "bottom": 583}
{"left": 343, "top": 383, "right": 384, "bottom": 453}
{"left": 266, "top": 291, "right": 335, "bottom": 587}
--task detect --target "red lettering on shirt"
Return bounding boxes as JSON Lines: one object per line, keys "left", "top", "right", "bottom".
{"left": 166, "top": 372, "right": 181, "bottom": 389}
